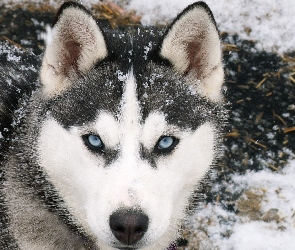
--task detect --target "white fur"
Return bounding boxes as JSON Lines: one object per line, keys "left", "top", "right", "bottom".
{"left": 119, "top": 71, "right": 141, "bottom": 159}
{"left": 93, "top": 112, "right": 120, "bottom": 148}
{"left": 37, "top": 71, "right": 216, "bottom": 249}
{"left": 141, "top": 112, "right": 167, "bottom": 149}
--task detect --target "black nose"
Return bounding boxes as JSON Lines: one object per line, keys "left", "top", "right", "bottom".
{"left": 109, "top": 209, "right": 149, "bottom": 245}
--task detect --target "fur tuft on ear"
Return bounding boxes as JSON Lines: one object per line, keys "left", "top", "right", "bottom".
{"left": 40, "top": 2, "right": 108, "bottom": 96}
{"left": 160, "top": 2, "right": 223, "bottom": 101}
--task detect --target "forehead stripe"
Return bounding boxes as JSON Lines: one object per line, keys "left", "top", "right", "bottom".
{"left": 120, "top": 70, "right": 141, "bottom": 157}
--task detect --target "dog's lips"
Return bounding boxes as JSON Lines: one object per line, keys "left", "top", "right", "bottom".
{"left": 114, "top": 244, "right": 138, "bottom": 250}
{"left": 118, "top": 248, "right": 137, "bottom": 250}
{"left": 117, "top": 247, "right": 138, "bottom": 250}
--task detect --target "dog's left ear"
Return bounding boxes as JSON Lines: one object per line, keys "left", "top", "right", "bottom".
{"left": 160, "top": 2, "right": 223, "bottom": 101}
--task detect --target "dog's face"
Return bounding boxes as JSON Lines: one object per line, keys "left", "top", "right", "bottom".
{"left": 34, "top": 2, "right": 224, "bottom": 249}
{"left": 37, "top": 73, "right": 216, "bottom": 248}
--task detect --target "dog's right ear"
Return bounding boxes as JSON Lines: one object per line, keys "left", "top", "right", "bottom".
{"left": 159, "top": 2, "right": 223, "bottom": 101}
{"left": 40, "top": 2, "right": 108, "bottom": 96}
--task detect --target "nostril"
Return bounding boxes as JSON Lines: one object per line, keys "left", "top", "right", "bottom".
{"left": 109, "top": 209, "right": 149, "bottom": 245}
{"left": 135, "top": 226, "right": 144, "bottom": 233}
{"left": 116, "top": 226, "right": 125, "bottom": 233}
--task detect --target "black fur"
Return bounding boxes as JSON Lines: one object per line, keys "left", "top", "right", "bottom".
{"left": 0, "top": 42, "right": 40, "bottom": 249}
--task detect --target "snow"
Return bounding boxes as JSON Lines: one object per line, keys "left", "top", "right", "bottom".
{"left": 227, "top": 221, "right": 295, "bottom": 250}
{"left": 4, "top": 0, "right": 295, "bottom": 54}
{"left": 225, "top": 160, "right": 295, "bottom": 249}
{"left": 1, "top": 0, "right": 295, "bottom": 249}
{"left": 184, "top": 160, "right": 295, "bottom": 249}
{"left": 126, "top": 0, "right": 295, "bottom": 54}
{"left": 39, "top": 25, "right": 53, "bottom": 46}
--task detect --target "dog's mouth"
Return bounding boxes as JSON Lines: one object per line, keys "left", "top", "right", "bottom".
{"left": 118, "top": 248, "right": 137, "bottom": 250}
{"left": 116, "top": 243, "right": 178, "bottom": 250}
{"left": 113, "top": 243, "right": 138, "bottom": 250}
{"left": 116, "top": 246, "right": 139, "bottom": 250}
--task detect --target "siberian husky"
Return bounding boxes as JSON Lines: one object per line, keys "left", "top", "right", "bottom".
{"left": 0, "top": 1, "right": 226, "bottom": 249}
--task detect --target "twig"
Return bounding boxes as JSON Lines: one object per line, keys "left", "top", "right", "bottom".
{"left": 248, "top": 138, "right": 268, "bottom": 149}
{"left": 273, "top": 110, "right": 287, "bottom": 126}
{"left": 225, "top": 131, "right": 240, "bottom": 137}
{"left": 289, "top": 75, "right": 295, "bottom": 84}
{"left": 256, "top": 77, "right": 267, "bottom": 88}
{"left": 267, "top": 164, "right": 279, "bottom": 171}
{"left": 2, "top": 35, "right": 25, "bottom": 50}
{"left": 284, "top": 127, "right": 295, "bottom": 134}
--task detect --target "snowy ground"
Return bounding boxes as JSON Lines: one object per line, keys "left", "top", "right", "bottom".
{"left": 126, "top": 0, "right": 295, "bottom": 54}
{"left": 3, "top": 0, "right": 295, "bottom": 54}
{"left": 183, "top": 158, "right": 295, "bottom": 250}
{"left": 1, "top": 0, "right": 295, "bottom": 249}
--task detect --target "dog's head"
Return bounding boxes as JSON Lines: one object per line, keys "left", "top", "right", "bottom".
{"left": 35, "top": 2, "right": 224, "bottom": 249}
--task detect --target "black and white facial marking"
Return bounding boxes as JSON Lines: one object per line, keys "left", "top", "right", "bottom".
{"left": 36, "top": 2, "right": 226, "bottom": 249}
{"left": 38, "top": 70, "right": 217, "bottom": 249}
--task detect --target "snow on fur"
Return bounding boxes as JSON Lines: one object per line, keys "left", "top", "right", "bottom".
{"left": 1, "top": 0, "right": 295, "bottom": 249}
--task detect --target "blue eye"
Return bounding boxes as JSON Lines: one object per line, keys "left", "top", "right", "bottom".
{"left": 155, "top": 136, "right": 179, "bottom": 154}
{"left": 158, "top": 136, "right": 174, "bottom": 149}
{"left": 88, "top": 135, "right": 102, "bottom": 147}
{"left": 83, "top": 134, "right": 104, "bottom": 152}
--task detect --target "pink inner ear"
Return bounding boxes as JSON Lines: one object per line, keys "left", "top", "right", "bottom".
{"left": 62, "top": 40, "right": 81, "bottom": 76}
{"left": 185, "top": 40, "right": 210, "bottom": 80}
{"left": 185, "top": 41, "right": 202, "bottom": 76}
